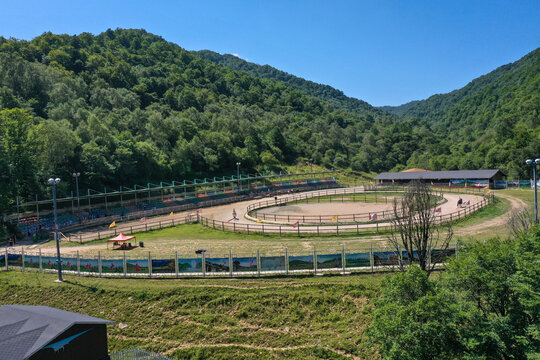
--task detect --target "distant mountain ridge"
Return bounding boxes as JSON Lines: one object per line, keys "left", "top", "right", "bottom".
{"left": 193, "top": 50, "right": 385, "bottom": 116}
{"left": 379, "top": 100, "right": 421, "bottom": 115}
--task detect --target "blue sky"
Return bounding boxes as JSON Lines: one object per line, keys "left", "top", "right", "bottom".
{"left": 1, "top": 1, "right": 538, "bottom": 106}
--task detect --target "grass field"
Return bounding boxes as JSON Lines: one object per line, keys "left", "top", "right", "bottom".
{"left": 0, "top": 271, "right": 383, "bottom": 359}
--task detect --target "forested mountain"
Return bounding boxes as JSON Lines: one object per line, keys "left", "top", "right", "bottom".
{"left": 197, "top": 47, "right": 540, "bottom": 178}
{"left": 0, "top": 28, "right": 435, "bottom": 212}
{"left": 194, "top": 50, "right": 381, "bottom": 115}
{"left": 388, "top": 48, "right": 540, "bottom": 176}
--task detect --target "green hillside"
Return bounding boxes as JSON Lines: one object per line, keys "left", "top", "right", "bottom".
{"left": 389, "top": 48, "right": 540, "bottom": 177}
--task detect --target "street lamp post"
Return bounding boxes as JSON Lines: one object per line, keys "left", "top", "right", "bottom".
{"left": 236, "top": 162, "right": 241, "bottom": 190}
{"left": 310, "top": 158, "right": 313, "bottom": 176}
{"left": 72, "top": 172, "right": 80, "bottom": 212}
{"left": 526, "top": 159, "right": 540, "bottom": 223}
{"left": 48, "top": 177, "right": 63, "bottom": 282}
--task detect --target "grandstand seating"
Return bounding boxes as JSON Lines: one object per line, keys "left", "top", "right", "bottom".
{"left": 15, "top": 178, "right": 339, "bottom": 235}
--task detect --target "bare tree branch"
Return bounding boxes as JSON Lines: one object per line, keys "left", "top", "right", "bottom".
{"left": 388, "top": 181, "right": 453, "bottom": 275}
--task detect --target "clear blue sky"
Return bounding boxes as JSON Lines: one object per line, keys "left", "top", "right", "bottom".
{"left": 1, "top": 0, "right": 539, "bottom": 106}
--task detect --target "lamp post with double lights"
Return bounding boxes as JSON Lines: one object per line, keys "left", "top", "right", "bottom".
{"left": 48, "top": 177, "right": 63, "bottom": 282}
{"left": 525, "top": 158, "right": 540, "bottom": 223}
{"left": 72, "top": 172, "right": 80, "bottom": 212}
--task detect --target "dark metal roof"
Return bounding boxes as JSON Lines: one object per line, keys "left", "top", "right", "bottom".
{"left": 375, "top": 169, "right": 505, "bottom": 181}
{"left": 0, "top": 305, "right": 114, "bottom": 360}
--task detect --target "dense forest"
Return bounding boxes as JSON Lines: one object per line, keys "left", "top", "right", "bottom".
{"left": 0, "top": 28, "right": 538, "bottom": 217}
{"left": 383, "top": 48, "right": 540, "bottom": 175}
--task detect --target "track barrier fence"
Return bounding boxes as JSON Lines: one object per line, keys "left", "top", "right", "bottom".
{"left": 1, "top": 243, "right": 461, "bottom": 278}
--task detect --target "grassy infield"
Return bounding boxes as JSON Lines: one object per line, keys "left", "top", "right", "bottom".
{"left": 0, "top": 189, "right": 533, "bottom": 359}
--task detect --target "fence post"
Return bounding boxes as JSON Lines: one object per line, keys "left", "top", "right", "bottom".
{"left": 148, "top": 251, "right": 152, "bottom": 278}
{"left": 370, "top": 245, "right": 374, "bottom": 273}
{"left": 5, "top": 248, "right": 8, "bottom": 271}
{"left": 175, "top": 251, "right": 179, "bottom": 278}
{"left": 21, "top": 248, "right": 25, "bottom": 272}
{"left": 77, "top": 250, "right": 80, "bottom": 276}
{"left": 285, "top": 248, "right": 289, "bottom": 275}
{"left": 39, "top": 249, "right": 42, "bottom": 272}
{"left": 98, "top": 251, "right": 102, "bottom": 277}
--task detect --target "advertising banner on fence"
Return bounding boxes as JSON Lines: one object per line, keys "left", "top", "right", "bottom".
{"left": 178, "top": 258, "right": 202, "bottom": 273}
{"left": 260, "top": 256, "right": 285, "bottom": 272}
{"left": 7, "top": 253, "right": 22, "bottom": 267}
{"left": 151, "top": 259, "right": 175, "bottom": 274}
{"left": 288, "top": 255, "right": 314, "bottom": 270}
{"left": 232, "top": 257, "right": 257, "bottom": 272}
{"left": 345, "top": 252, "right": 371, "bottom": 268}
{"left": 0, "top": 254, "right": 5, "bottom": 268}
{"left": 316, "top": 254, "right": 342, "bottom": 269}
{"left": 101, "top": 259, "right": 124, "bottom": 274}
{"left": 80, "top": 258, "right": 99, "bottom": 273}
{"left": 205, "top": 257, "right": 229, "bottom": 272}
{"left": 41, "top": 256, "right": 58, "bottom": 270}
{"left": 24, "top": 255, "right": 40, "bottom": 269}
{"left": 373, "top": 251, "right": 400, "bottom": 266}
{"left": 126, "top": 259, "right": 148, "bottom": 273}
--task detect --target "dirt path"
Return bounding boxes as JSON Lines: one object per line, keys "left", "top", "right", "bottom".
{"left": 454, "top": 192, "right": 527, "bottom": 237}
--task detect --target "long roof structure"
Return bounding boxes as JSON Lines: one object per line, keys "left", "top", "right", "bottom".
{"left": 375, "top": 169, "right": 505, "bottom": 181}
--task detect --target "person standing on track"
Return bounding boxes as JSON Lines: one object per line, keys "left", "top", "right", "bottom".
{"left": 457, "top": 197, "right": 463, "bottom": 208}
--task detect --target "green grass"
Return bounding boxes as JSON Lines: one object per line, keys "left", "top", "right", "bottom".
{"left": 0, "top": 271, "right": 383, "bottom": 359}
{"left": 36, "top": 223, "right": 390, "bottom": 257}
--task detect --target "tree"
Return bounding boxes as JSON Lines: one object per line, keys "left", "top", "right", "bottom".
{"left": 367, "top": 266, "right": 470, "bottom": 360}
{"left": 369, "top": 228, "right": 540, "bottom": 360}
{"left": 388, "top": 181, "right": 453, "bottom": 275}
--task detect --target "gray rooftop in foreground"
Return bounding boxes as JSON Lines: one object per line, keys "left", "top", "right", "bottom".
{"left": 375, "top": 169, "right": 505, "bottom": 181}
{"left": 0, "top": 305, "right": 114, "bottom": 360}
